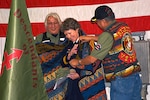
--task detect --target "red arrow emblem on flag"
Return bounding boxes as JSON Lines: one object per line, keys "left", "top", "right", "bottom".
{"left": 0, "top": 48, "right": 23, "bottom": 76}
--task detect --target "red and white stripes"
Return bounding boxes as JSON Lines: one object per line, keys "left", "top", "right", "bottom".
{"left": 0, "top": 0, "right": 150, "bottom": 36}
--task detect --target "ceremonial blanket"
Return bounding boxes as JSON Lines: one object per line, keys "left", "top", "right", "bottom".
{"left": 36, "top": 42, "right": 107, "bottom": 100}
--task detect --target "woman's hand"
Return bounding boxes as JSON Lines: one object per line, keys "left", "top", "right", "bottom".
{"left": 67, "top": 44, "right": 78, "bottom": 60}
{"left": 67, "top": 69, "right": 80, "bottom": 80}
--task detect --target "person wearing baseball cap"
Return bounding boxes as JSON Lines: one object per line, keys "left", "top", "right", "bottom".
{"left": 69, "top": 5, "right": 142, "bottom": 100}
{"left": 91, "top": 5, "right": 115, "bottom": 22}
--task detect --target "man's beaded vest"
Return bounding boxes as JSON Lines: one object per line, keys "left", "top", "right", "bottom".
{"left": 102, "top": 21, "right": 141, "bottom": 82}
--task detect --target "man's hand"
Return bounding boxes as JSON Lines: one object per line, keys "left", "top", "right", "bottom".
{"left": 69, "top": 59, "right": 85, "bottom": 69}
{"left": 79, "top": 35, "right": 98, "bottom": 43}
{"left": 69, "top": 59, "right": 79, "bottom": 68}
{"left": 79, "top": 36, "right": 91, "bottom": 43}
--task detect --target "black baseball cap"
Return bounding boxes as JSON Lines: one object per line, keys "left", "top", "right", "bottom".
{"left": 91, "top": 5, "right": 115, "bottom": 22}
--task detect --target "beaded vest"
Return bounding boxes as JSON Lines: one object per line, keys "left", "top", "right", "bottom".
{"left": 102, "top": 21, "right": 141, "bottom": 81}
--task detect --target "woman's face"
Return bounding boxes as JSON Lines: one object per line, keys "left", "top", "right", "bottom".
{"left": 46, "top": 16, "right": 60, "bottom": 35}
{"left": 64, "top": 29, "right": 79, "bottom": 42}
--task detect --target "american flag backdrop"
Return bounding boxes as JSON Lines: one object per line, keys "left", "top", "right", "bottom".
{"left": 0, "top": 1, "right": 150, "bottom": 99}
{"left": 0, "top": 0, "right": 150, "bottom": 37}
{"left": 0, "top": 0, "right": 150, "bottom": 67}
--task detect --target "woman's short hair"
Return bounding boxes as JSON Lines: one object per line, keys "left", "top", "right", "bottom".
{"left": 61, "top": 18, "right": 80, "bottom": 32}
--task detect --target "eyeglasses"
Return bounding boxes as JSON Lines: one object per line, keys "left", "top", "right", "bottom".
{"left": 47, "top": 22, "right": 59, "bottom": 26}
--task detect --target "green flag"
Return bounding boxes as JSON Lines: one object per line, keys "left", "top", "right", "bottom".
{"left": 0, "top": 0, "right": 48, "bottom": 100}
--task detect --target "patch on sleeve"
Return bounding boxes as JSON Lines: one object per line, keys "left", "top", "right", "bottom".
{"left": 94, "top": 42, "right": 101, "bottom": 50}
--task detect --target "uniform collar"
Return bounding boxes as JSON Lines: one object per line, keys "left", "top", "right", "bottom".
{"left": 104, "top": 20, "right": 116, "bottom": 31}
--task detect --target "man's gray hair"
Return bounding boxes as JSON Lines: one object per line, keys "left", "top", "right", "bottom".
{"left": 44, "top": 12, "right": 62, "bottom": 27}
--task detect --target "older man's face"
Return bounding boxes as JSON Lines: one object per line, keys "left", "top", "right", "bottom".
{"left": 46, "top": 16, "right": 60, "bottom": 35}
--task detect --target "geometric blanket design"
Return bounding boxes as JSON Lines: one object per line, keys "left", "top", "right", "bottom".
{"left": 36, "top": 43, "right": 107, "bottom": 100}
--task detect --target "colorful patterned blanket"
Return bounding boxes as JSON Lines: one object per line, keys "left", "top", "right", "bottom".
{"left": 36, "top": 42, "right": 107, "bottom": 100}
